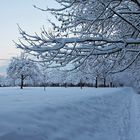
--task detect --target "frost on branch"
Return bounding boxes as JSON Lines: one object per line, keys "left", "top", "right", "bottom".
{"left": 16, "top": 0, "right": 140, "bottom": 72}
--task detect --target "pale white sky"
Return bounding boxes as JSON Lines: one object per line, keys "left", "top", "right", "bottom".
{"left": 0, "top": 0, "right": 58, "bottom": 75}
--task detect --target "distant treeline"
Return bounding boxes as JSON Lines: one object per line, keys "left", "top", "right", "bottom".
{"left": 0, "top": 82, "right": 123, "bottom": 88}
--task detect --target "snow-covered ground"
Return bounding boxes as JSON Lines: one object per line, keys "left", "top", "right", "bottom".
{"left": 0, "top": 87, "right": 139, "bottom": 140}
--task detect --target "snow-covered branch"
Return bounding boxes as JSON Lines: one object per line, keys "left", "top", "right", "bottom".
{"left": 16, "top": 0, "right": 140, "bottom": 72}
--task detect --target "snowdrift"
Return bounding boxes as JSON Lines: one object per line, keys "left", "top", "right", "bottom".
{"left": 0, "top": 87, "right": 138, "bottom": 140}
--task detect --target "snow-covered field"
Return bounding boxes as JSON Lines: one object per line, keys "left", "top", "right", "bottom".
{"left": 0, "top": 87, "right": 139, "bottom": 140}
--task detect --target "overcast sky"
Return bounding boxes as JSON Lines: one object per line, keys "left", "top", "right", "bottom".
{"left": 0, "top": 0, "right": 57, "bottom": 75}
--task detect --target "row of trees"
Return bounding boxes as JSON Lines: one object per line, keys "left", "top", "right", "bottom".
{"left": 1, "top": 52, "right": 139, "bottom": 89}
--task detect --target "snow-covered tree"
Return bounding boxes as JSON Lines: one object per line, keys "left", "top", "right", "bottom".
{"left": 47, "top": 68, "right": 67, "bottom": 85}
{"left": 7, "top": 54, "right": 40, "bottom": 89}
{"left": 39, "top": 62, "right": 51, "bottom": 90}
{"left": 15, "top": 0, "right": 140, "bottom": 73}
{"left": 113, "top": 55, "right": 140, "bottom": 88}
{"left": 0, "top": 75, "right": 5, "bottom": 87}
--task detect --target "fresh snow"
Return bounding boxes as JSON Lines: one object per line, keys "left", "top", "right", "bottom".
{"left": 0, "top": 87, "right": 139, "bottom": 140}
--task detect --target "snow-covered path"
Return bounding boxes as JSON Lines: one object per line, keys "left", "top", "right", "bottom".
{"left": 0, "top": 87, "right": 139, "bottom": 140}
{"left": 132, "top": 91, "right": 140, "bottom": 140}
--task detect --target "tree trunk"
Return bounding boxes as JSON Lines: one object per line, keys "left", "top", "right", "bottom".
{"left": 110, "top": 82, "right": 113, "bottom": 87}
{"left": 80, "top": 79, "right": 83, "bottom": 89}
{"left": 21, "top": 75, "right": 24, "bottom": 89}
{"left": 44, "top": 86, "right": 46, "bottom": 91}
{"left": 95, "top": 76, "right": 98, "bottom": 88}
{"left": 44, "top": 84, "right": 46, "bottom": 91}
{"left": 103, "top": 78, "right": 106, "bottom": 87}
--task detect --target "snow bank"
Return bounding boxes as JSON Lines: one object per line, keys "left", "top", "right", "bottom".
{"left": 0, "top": 87, "right": 137, "bottom": 140}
